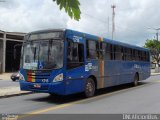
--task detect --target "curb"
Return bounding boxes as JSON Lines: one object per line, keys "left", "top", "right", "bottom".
{"left": 0, "top": 91, "right": 33, "bottom": 99}
{"left": 151, "top": 73, "right": 160, "bottom": 76}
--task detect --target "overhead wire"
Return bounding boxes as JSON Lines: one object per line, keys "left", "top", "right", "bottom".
{"left": 81, "top": 11, "right": 150, "bottom": 37}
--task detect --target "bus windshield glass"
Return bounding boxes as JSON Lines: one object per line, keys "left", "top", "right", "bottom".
{"left": 22, "top": 40, "right": 64, "bottom": 70}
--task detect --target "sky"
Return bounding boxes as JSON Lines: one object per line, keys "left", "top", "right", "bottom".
{"left": 0, "top": 0, "right": 160, "bottom": 46}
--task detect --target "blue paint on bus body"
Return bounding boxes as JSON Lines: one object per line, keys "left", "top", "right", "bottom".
{"left": 19, "top": 29, "right": 150, "bottom": 95}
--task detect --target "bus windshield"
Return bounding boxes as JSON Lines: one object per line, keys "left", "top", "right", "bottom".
{"left": 22, "top": 40, "right": 64, "bottom": 70}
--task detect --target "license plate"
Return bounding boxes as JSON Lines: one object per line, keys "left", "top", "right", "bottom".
{"left": 34, "top": 84, "right": 41, "bottom": 88}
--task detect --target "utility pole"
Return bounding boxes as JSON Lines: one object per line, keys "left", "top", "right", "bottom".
{"left": 156, "top": 29, "right": 160, "bottom": 41}
{"left": 111, "top": 5, "right": 116, "bottom": 40}
{"left": 108, "top": 16, "right": 110, "bottom": 36}
{"left": 148, "top": 27, "right": 160, "bottom": 41}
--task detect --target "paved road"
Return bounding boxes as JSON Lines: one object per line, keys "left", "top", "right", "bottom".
{"left": 0, "top": 75, "right": 159, "bottom": 115}
{"left": 0, "top": 80, "right": 19, "bottom": 88}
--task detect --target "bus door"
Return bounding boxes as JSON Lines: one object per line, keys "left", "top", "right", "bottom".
{"left": 65, "top": 39, "right": 86, "bottom": 94}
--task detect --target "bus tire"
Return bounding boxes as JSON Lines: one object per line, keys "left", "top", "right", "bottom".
{"left": 133, "top": 73, "right": 139, "bottom": 86}
{"left": 84, "top": 78, "right": 95, "bottom": 98}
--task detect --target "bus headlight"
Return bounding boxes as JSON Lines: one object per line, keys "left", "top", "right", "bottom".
{"left": 53, "top": 73, "right": 63, "bottom": 82}
{"left": 19, "top": 72, "right": 25, "bottom": 80}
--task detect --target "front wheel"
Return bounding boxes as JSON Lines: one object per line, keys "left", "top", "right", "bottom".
{"left": 84, "top": 78, "right": 96, "bottom": 98}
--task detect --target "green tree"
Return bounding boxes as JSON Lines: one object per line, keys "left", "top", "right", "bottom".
{"left": 144, "top": 39, "right": 160, "bottom": 66}
{"left": 53, "top": 0, "right": 81, "bottom": 21}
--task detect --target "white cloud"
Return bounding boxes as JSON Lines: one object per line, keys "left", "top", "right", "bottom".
{"left": 0, "top": 0, "right": 160, "bottom": 46}
{"left": 0, "top": 0, "right": 68, "bottom": 32}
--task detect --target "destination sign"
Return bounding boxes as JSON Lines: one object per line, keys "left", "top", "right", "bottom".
{"left": 27, "top": 32, "right": 63, "bottom": 40}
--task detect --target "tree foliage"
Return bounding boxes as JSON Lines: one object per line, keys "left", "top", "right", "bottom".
{"left": 144, "top": 39, "right": 160, "bottom": 64}
{"left": 53, "top": 0, "right": 81, "bottom": 21}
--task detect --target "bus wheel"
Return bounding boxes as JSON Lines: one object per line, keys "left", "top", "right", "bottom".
{"left": 85, "top": 78, "right": 95, "bottom": 97}
{"left": 133, "top": 74, "right": 139, "bottom": 86}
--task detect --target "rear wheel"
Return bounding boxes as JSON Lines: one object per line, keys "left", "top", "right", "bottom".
{"left": 133, "top": 74, "right": 139, "bottom": 86}
{"left": 84, "top": 78, "right": 96, "bottom": 98}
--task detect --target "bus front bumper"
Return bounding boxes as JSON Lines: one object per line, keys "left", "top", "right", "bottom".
{"left": 19, "top": 81, "right": 66, "bottom": 95}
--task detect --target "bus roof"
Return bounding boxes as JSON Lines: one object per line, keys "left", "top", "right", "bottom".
{"left": 27, "top": 28, "right": 149, "bottom": 51}
{"left": 65, "top": 29, "right": 149, "bottom": 52}
{"left": 28, "top": 29, "right": 65, "bottom": 34}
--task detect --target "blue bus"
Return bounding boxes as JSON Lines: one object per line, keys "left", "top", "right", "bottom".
{"left": 19, "top": 29, "right": 150, "bottom": 97}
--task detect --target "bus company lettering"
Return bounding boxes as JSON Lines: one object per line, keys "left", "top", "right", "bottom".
{"left": 73, "top": 36, "right": 82, "bottom": 42}
{"left": 85, "top": 63, "right": 98, "bottom": 71}
{"left": 134, "top": 64, "right": 141, "bottom": 69}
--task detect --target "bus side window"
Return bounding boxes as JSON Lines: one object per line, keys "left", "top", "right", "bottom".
{"left": 147, "top": 52, "right": 150, "bottom": 61}
{"left": 135, "top": 50, "right": 139, "bottom": 61}
{"left": 138, "top": 50, "right": 141, "bottom": 61}
{"left": 67, "top": 41, "right": 73, "bottom": 62}
{"left": 72, "top": 43, "right": 79, "bottom": 61}
{"left": 110, "top": 44, "right": 114, "bottom": 60}
{"left": 67, "top": 40, "right": 84, "bottom": 69}
{"left": 115, "top": 45, "right": 122, "bottom": 60}
{"left": 99, "top": 42, "right": 106, "bottom": 59}
{"left": 105, "top": 43, "right": 111, "bottom": 60}
{"left": 123, "top": 47, "right": 127, "bottom": 61}
{"left": 132, "top": 49, "right": 136, "bottom": 61}
{"left": 87, "top": 40, "right": 99, "bottom": 59}
{"left": 127, "top": 48, "right": 132, "bottom": 61}
{"left": 144, "top": 51, "right": 147, "bottom": 61}
{"left": 121, "top": 47, "right": 125, "bottom": 60}
{"left": 78, "top": 44, "right": 84, "bottom": 62}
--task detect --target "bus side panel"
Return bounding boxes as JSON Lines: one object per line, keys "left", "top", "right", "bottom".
{"left": 119, "top": 61, "right": 150, "bottom": 84}
{"left": 65, "top": 66, "right": 87, "bottom": 95}
{"left": 119, "top": 61, "right": 135, "bottom": 84}
{"left": 119, "top": 61, "right": 139, "bottom": 84}
{"left": 84, "top": 59, "right": 107, "bottom": 90}
{"left": 98, "top": 60, "right": 150, "bottom": 89}
{"left": 65, "top": 79, "right": 86, "bottom": 95}
{"left": 140, "top": 62, "right": 151, "bottom": 80}
{"left": 103, "top": 61, "right": 151, "bottom": 87}
{"left": 103, "top": 61, "right": 134, "bottom": 88}
{"left": 102, "top": 60, "right": 120, "bottom": 88}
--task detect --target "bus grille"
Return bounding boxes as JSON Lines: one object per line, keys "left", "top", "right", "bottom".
{"left": 27, "top": 71, "right": 51, "bottom": 83}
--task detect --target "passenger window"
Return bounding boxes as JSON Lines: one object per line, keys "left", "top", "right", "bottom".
{"left": 72, "top": 44, "right": 78, "bottom": 62}
{"left": 105, "top": 43, "right": 112, "bottom": 60}
{"left": 123, "top": 47, "right": 127, "bottom": 61}
{"left": 135, "top": 50, "right": 139, "bottom": 61}
{"left": 67, "top": 40, "right": 84, "bottom": 69}
{"left": 115, "top": 45, "right": 122, "bottom": 60}
{"left": 146, "top": 52, "right": 150, "bottom": 61}
{"left": 99, "top": 42, "right": 106, "bottom": 59}
{"left": 87, "top": 40, "right": 99, "bottom": 59}
{"left": 132, "top": 49, "right": 136, "bottom": 61}
{"left": 127, "top": 48, "right": 132, "bottom": 61}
